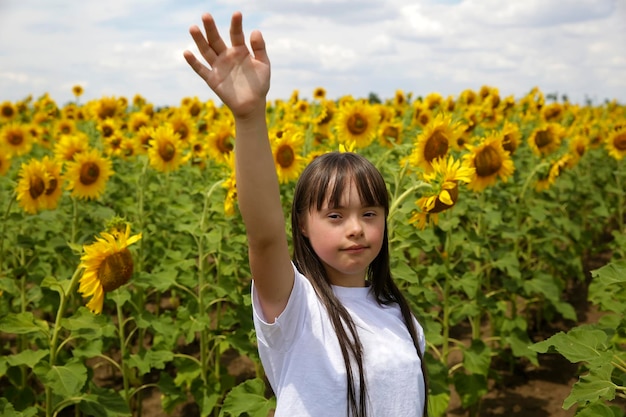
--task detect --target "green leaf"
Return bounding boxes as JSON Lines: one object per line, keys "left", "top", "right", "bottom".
{"left": 0, "top": 312, "right": 49, "bottom": 336}
{"left": 128, "top": 350, "right": 174, "bottom": 376}
{"left": 220, "top": 378, "right": 276, "bottom": 417}
{"left": 79, "top": 386, "right": 131, "bottom": 417}
{"left": 575, "top": 402, "right": 622, "bottom": 417}
{"left": 6, "top": 349, "right": 49, "bottom": 369}
{"left": 563, "top": 364, "right": 616, "bottom": 409}
{"left": 42, "top": 360, "right": 88, "bottom": 397}
{"left": 463, "top": 339, "right": 492, "bottom": 376}
{"left": 61, "top": 307, "right": 116, "bottom": 339}
{"left": 531, "top": 325, "right": 612, "bottom": 368}
{"left": 0, "top": 398, "right": 38, "bottom": 417}
{"left": 0, "top": 277, "right": 20, "bottom": 296}
{"left": 453, "top": 372, "right": 488, "bottom": 409}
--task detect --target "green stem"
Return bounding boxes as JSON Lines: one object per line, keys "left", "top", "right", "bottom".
{"left": 0, "top": 191, "right": 16, "bottom": 269}
{"left": 45, "top": 267, "right": 83, "bottom": 417}
{"left": 197, "top": 181, "right": 223, "bottom": 387}
{"left": 615, "top": 166, "right": 624, "bottom": 240}
{"left": 441, "top": 229, "right": 452, "bottom": 366}
{"left": 115, "top": 295, "right": 131, "bottom": 408}
{"left": 70, "top": 197, "right": 79, "bottom": 246}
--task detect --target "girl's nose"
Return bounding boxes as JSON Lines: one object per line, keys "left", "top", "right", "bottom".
{"left": 347, "top": 216, "right": 364, "bottom": 237}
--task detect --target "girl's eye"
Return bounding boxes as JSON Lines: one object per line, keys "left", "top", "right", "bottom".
{"left": 364, "top": 211, "right": 377, "bottom": 217}
{"left": 327, "top": 213, "right": 341, "bottom": 219}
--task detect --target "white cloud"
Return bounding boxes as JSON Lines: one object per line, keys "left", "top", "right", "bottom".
{"left": 0, "top": 0, "right": 624, "bottom": 106}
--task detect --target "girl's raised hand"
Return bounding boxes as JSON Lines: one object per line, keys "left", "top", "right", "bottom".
{"left": 183, "top": 12, "right": 270, "bottom": 119}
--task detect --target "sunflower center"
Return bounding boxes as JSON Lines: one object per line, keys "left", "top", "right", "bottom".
{"left": 217, "top": 135, "right": 234, "bottom": 154}
{"left": 102, "top": 125, "right": 114, "bottom": 137}
{"left": 98, "top": 248, "right": 134, "bottom": 292}
{"left": 534, "top": 130, "right": 553, "bottom": 149}
{"left": 45, "top": 177, "right": 58, "bottom": 195}
{"left": 614, "top": 132, "right": 626, "bottom": 151}
{"left": 189, "top": 103, "right": 202, "bottom": 117}
{"left": 276, "top": 144, "right": 295, "bottom": 168}
{"left": 8, "top": 131, "right": 24, "bottom": 146}
{"left": 347, "top": 114, "right": 368, "bottom": 135}
{"left": 383, "top": 125, "right": 400, "bottom": 141}
{"left": 2, "top": 105, "right": 15, "bottom": 118}
{"left": 80, "top": 162, "right": 101, "bottom": 185}
{"left": 176, "top": 125, "right": 189, "bottom": 140}
{"left": 475, "top": 146, "right": 503, "bottom": 177}
{"left": 424, "top": 130, "right": 449, "bottom": 162}
{"left": 502, "top": 134, "right": 517, "bottom": 154}
{"left": 29, "top": 176, "right": 46, "bottom": 199}
{"left": 158, "top": 141, "right": 176, "bottom": 162}
{"left": 319, "top": 109, "right": 333, "bottom": 125}
{"left": 430, "top": 183, "right": 459, "bottom": 214}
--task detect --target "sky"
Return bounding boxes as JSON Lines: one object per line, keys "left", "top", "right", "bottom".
{"left": 1, "top": 0, "right": 625, "bottom": 108}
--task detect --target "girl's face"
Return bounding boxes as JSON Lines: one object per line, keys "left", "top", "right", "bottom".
{"left": 301, "top": 180, "right": 385, "bottom": 287}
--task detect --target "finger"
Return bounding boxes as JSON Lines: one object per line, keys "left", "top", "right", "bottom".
{"left": 183, "top": 50, "right": 213, "bottom": 83}
{"left": 250, "top": 30, "right": 270, "bottom": 66}
{"left": 230, "top": 11, "right": 245, "bottom": 47}
{"left": 202, "top": 12, "right": 227, "bottom": 55}
{"left": 189, "top": 24, "right": 218, "bottom": 65}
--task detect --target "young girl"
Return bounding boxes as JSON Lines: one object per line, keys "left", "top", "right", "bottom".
{"left": 184, "top": 11, "right": 428, "bottom": 417}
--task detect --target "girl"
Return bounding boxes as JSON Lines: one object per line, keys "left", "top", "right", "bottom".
{"left": 184, "top": 11, "right": 427, "bottom": 417}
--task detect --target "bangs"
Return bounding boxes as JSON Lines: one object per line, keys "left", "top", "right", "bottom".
{"left": 296, "top": 152, "right": 389, "bottom": 214}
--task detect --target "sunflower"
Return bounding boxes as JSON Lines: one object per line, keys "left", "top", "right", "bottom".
{"left": 408, "top": 113, "right": 461, "bottom": 173}
{"left": 78, "top": 223, "right": 142, "bottom": 314}
{"left": 97, "top": 118, "right": 118, "bottom": 140}
{"left": 133, "top": 126, "right": 153, "bottom": 155}
{"left": 606, "top": 126, "right": 626, "bottom": 160}
{"left": 568, "top": 134, "right": 589, "bottom": 160}
{"left": 16, "top": 158, "right": 51, "bottom": 214}
{"left": 1, "top": 122, "right": 33, "bottom": 157}
{"left": 535, "top": 154, "right": 572, "bottom": 192}
{"left": 378, "top": 121, "right": 403, "bottom": 148}
{"left": 0, "top": 151, "right": 11, "bottom": 176}
{"left": 90, "top": 96, "right": 123, "bottom": 120}
{"left": 528, "top": 123, "right": 565, "bottom": 156}
{"left": 313, "top": 87, "right": 327, "bottom": 101}
{"left": 409, "top": 156, "right": 475, "bottom": 230}
{"left": 334, "top": 100, "right": 379, "bottom": 149}
{"left": 501, "top": 121, "right": 521, "bottom": 155}
{"left": 207, "top": 120, "right": 235, "bottom": 164}
{"left": 464, "top": 133, "right": 515, "bottom": 192}
{"left": 54, "top": 132, "right": 89, "bottom": 163}
{"left": 39, "top": 156, "right": 64, "bottom": 210}
{"left": 72, "top": 85, "right": 84, "bottom": 98}
{"left": 270, "top": 125, "right": 307, "bottom": 184}
{"left": 189, "top": 138, "right": 209, "bottom": 169}
{"left": 393, "top": 89, "right": 407, "bottom": 108}
{"left": 181, "top": 96, "right": 204, "bottom": 117}
{"left": 103, "top": 133, "right": 125, "bottom": 158}
{"left": 223, "top": 172, "right": 238, "bottom": 216}
{"left": 167, "top": 110, "right": 195, "bottom": 146}
{"left": 147, "top": 124, "right": 189, "bottom": 173}
{"left": 64, "top": 148, "right": 114, "bottom": 200}
{"left": 1, "top": 101, "right": 17, "bottom": 122}
{"left": 53, "top": 118, "right": 77, "bottom": 138}
{"left": 128, "top": 111, "right": 151, "bottom": 134}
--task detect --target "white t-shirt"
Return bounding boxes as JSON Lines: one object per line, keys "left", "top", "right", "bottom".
{"left": 252, "top": 264, "right": 426, "bottom": 417}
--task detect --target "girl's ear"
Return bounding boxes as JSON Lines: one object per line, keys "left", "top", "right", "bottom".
{"left": 299, "top": 222, "right": 309, "bottom": 237}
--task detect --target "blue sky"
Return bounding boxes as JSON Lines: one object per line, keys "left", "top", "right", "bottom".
{"left": 1, "top": 0, "right": 625, "bottom": 107}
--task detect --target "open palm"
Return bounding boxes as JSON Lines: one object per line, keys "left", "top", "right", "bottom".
{"left": 184, "top": 12, "right": 270, "bottom": 118}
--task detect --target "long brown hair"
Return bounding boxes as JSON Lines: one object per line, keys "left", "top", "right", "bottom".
{"left": 291, "top": 152, "right": 428, "bottom": 417}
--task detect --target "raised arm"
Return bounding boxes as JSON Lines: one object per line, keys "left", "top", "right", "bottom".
{"left": 184, "top": 12, "right": 293, "bottom": 322}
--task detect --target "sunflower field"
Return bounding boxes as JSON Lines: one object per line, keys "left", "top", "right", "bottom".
{"left": 0, "top": 86, "right": 625, "bottom": 417}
